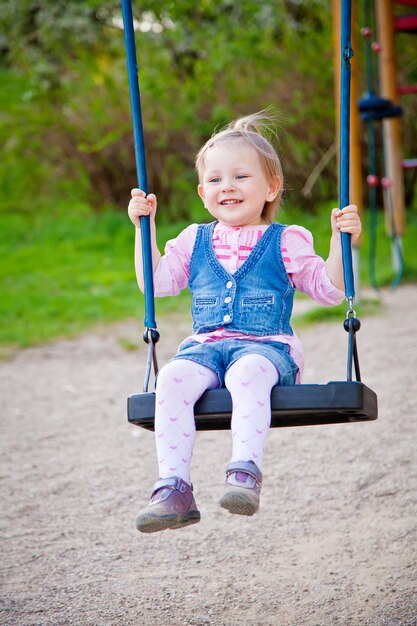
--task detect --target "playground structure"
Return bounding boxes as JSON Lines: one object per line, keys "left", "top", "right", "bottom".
{"left": 333, "top": 0, "right": 416, "bottom": 289}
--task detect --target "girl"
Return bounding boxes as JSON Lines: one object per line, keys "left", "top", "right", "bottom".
{"left": 127, "top": 111, "right": 361, "bottom": 534}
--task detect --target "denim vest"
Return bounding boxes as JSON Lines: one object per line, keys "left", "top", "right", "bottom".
{"left": 188, "top": 222, "right": 294, "bottom": 336}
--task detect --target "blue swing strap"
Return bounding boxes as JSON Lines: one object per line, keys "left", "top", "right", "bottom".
{"left": 340, "top": 0, "right": 361, "bottom": 382}
{"left": 121, "top": 0, "right": 159, "bottom": 391}
{"left": 122, "top": 0, "right": 361, "bottom": 386}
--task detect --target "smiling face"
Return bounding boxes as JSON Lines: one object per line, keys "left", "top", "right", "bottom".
{"left": 197, "top": 141, "right": 281, "bottom": 227}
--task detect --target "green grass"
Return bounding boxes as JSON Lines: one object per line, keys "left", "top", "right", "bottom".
{"left": 0, "top": 204, "right": 191, "bottom": 350}
{"left": 1, "top": 201, "right": 417, "bottom": 351}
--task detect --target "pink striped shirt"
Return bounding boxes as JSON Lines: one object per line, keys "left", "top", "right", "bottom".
{"left": 153, "top": 222, "right": 345, "bottom": 381}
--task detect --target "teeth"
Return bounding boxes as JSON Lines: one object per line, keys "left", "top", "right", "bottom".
{"left": 221, "top": 200, "right": 241, "bottom": 205}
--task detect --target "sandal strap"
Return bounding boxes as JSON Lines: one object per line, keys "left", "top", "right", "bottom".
{"left": 225, "top": 461, "right": 263, "bottom": 484}
{"left": 152, "top": 476, "right": 192, "bottom": 496}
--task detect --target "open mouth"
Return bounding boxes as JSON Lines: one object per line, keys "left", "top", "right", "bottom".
{"left": 220, "top": 200, "right": 242, "bottom": 205}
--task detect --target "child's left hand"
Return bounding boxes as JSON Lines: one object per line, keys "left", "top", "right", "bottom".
{"left": 331, "top": 204, "right": 361, "bottom": 245}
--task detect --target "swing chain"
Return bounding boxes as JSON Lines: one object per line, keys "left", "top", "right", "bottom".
{"left": 142, "top": 328, "right": 160, "bottom": 393}
{"left": 346, "top": 296, "right": 356, "bottom": 318}
{"left": 343, "top": 298, "right": 361, "bottom": 382}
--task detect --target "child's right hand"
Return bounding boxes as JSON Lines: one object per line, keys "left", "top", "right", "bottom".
{"left": 127, "top": 188, "right": 157, "bottom": 227}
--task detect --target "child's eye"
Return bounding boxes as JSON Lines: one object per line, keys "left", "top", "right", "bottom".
{"left": 236, "top": 174, "right": 248, "bottom": 180}
{"left": 209, "top": 177, "right": 220, "bottom": 183}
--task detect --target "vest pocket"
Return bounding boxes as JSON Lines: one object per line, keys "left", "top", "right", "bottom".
{"left": 239, "top": 294, "right": 278, "bottom": 332}
{"left": 192, "top": 295, "right": 219, "bottom": 330}
{"left": 241, "top": 295, "right": 275, "bottom": 307}
{"left": 194, "top": 296, "right": 218, "bottom": 307}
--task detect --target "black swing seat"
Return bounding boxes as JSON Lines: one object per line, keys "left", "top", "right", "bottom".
{"left": 128, "top": 380, "right": 378, "bottom": 431}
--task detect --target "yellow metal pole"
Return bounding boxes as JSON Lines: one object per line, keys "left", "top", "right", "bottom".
{"left": 375, "top": 0, "right": 406, "bottom": 236}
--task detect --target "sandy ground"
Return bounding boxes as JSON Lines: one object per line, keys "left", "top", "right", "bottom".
{"left": 1, "top": 285, "right": 416, "bottom": 626}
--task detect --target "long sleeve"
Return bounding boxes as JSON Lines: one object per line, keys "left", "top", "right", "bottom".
{"left": 282, "top": 225, "right": 345, "bottom": 305}
{"left": 152, "top": 224, "right": 198, "bottom": 296}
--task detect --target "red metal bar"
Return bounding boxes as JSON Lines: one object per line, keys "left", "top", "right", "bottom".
{"left": 393, "top": 0, "right": 417, "bottom": 6}
{"left": 398, "top": 84, "right": 417, "bottom": 94}
{"left": 394, "top": 15, "right": 417, "bottom": 31}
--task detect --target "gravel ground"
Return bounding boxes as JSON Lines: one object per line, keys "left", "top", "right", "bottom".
{"left": 1, "top": 285, "right": 416, "bottom": 626}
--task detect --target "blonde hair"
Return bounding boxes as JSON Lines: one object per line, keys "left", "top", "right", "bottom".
{"left": 195, "top": 110, "right": 284, "bottom": 223}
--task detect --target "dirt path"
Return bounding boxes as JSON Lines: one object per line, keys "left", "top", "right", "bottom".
{"left": 1, "top": 286, "right": 416, "bottom": 626}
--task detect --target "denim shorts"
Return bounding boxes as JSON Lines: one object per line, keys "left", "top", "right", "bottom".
{"left": 169, "top": 338, "right": 299, "bottom": 388}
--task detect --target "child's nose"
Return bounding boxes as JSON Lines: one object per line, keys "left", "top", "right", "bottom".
{"left": 221, "top": 179, "right": 236, "bottom": 192}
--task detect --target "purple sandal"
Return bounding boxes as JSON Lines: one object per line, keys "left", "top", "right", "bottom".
{"left": 219, "top": 460, "right": 263, "bottom": 516}
{"left": 136, "top": 477, "right": 201, "bottom": 533}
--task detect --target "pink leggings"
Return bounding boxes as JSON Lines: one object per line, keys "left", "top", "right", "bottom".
{"left": 154, "top": 354, "right": 279, "bottom": 483}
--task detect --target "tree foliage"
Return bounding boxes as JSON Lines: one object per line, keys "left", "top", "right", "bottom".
{"left": 1, "top": 0, "right": 415, "bottom": 218}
